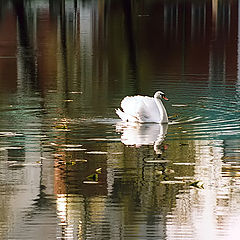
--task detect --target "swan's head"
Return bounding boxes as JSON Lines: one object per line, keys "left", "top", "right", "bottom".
{"left": 154, "top": 91, "right": 169, "bottom": 101}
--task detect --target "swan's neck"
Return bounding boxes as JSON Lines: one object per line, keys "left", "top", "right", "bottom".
{"left": 155, "top": 98, "right": 168, "bottom": 123}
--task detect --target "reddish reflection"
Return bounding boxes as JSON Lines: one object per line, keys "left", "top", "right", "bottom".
{"left": 0, "top": 0, "right": 238, "bottom": 94}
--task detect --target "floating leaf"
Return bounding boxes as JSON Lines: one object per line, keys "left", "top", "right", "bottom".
{"left": 54, "top": 124, "right": 68, "bottom": 130}
{"left": 96, "top": 168, "right": 102, "bottom": 173}
{"left": 169, "top": 114, "right": 179, "bottom": 119}
{"left": 87, "top": 173, "right": 98, "bottom": 181}
{"left": 190, "top": 181, "right": 204, "bottom": 189}
{"left": 66, "top": 161, "right": 76, "bottom": 165}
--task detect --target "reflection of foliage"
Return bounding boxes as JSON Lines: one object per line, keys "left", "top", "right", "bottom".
{"left": 106, "top": 134, "right": 197, "bottom": 229}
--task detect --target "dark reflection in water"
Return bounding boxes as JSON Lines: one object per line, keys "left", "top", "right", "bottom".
{"left": 0, "top": 0, "right": 240, "bottom": 239}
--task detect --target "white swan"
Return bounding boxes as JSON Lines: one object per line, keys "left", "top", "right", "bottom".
{"left": 116, "top": 91, "right": 169, "bottom": 123}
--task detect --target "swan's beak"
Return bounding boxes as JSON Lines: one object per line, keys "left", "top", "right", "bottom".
{"left": 163, "top": 96, "right": 169, "bottom": 101}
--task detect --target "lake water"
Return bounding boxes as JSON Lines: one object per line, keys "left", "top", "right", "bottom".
{"left": 0, "top": 0, "right": 240, "bottom": 239}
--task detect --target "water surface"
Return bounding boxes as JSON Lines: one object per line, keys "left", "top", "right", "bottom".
{"left": 0, "top": 0, "right": 240, "bottom": 239}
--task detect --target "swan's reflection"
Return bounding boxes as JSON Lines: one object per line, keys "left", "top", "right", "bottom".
{"left": 116, "top": 122, "right": 168, "bottom": 154}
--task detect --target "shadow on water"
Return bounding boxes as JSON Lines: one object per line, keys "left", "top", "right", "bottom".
{"left": 0, "top": 0, "right": 240, "bottom": 239}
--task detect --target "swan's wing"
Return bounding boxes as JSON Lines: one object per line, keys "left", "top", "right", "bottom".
{"left": 139, "top": 97, "right": 161, "bottom": 122}
{"left": 121, "top": 96, "right": 160, "bottom": 122}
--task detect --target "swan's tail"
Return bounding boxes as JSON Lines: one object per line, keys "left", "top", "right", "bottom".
{"left": 116, "top": 108, "right": 129, "bottom": 122}
{"left": 116, "top": 108, "right": 141, "bottom": 122}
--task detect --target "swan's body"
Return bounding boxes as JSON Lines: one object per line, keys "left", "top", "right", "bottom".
{"left": 116, "top": 91, "right": 168, "bottom": 123}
